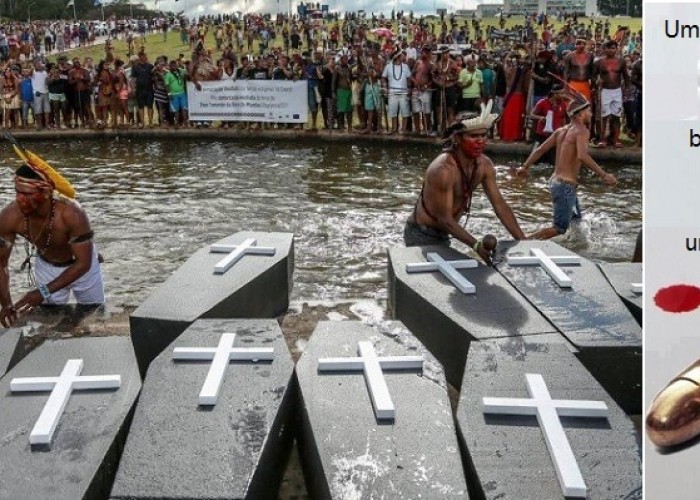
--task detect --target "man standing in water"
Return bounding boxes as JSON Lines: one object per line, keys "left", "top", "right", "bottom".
{"left": 0, "top": 144, "right": 104, "bottom": 327}
{"left": 516, "top": 96, "right": 618, "bottom": 240}
{"left": 404, "top": 102, "right": 527, "bottom": 265}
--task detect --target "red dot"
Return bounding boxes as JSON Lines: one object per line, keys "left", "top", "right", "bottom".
{"left": 654, "top": 285, "right": 700, "bottom": 313}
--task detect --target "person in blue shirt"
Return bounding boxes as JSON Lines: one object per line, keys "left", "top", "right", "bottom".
{"left": 18, "top": 68, "right": 33, "bottom": 129}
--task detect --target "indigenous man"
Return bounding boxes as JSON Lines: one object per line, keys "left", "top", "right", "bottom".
{"left": 410, "top": 45, "right": 433, "bottom": 135}
{"left": 593, "top": 40, "right": 629, "bottom": 147}
{"left": 563, "top": 39, "right": 594, "bottom": 104}
{"left": 517, "top": 96, "right": 618, "bottom": 240}
{"left": 0, "top": 144, "right": 104, "bottom": 327}
{"left": 404, "top": 102, "right": 527, "bottom": 265}
{"left": 382, "top": 48, "right": 411, "bottom": 134}
{"left": 432, "top": 47, "right": 459, "bottom": 133}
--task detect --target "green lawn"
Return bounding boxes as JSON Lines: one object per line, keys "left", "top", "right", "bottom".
{"left": 49, "top": 16, "right": 642, "bottom": 66}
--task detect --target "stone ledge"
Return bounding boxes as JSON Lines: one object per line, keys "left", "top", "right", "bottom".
{"left": 6, "top": 128, "right": 642, "bottom": 163}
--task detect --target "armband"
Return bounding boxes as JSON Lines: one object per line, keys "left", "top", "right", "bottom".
{"left": 68, "top": 231, "right": 94, "bottom": 244}
{"left": 472, "top": 240, "right": 482, "bottom": 253}
{"left": 38, "top": 283, "right": 51, "bottom": 301}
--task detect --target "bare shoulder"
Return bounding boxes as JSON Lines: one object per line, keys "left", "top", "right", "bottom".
{"left": 426, "top": 152, "right": 457, "bottom": 175}
{"left": 425, "top": 152, "right": 460, "bottom": 186}
{"left": 56, "top": 198, "right": 90, "bottom": 225}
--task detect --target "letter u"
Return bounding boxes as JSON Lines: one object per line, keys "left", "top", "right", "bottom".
{"left": 665, "top": 19, "right": 679, "bottom": 38}
{"left": 687, "top": 238, "right": 698, "bottom": 251}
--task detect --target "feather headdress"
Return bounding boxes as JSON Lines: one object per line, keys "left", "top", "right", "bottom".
{"left": 452, "top": 99, "right": 500, "bottom": 133}
{"left": 6, "top": 132, "right": 75, "bottom": 199}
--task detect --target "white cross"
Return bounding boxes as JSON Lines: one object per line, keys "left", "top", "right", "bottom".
{"left": 317, "top": 341, "right": 424, "bottom": 420}
{"left": 10, "top": 359, "right": 121, "bottom": 446}
{"left": 173, "top": 333, "right": 274, "bottom": 406}
{"left": 631, "top": 283, "right": 643, "bottom": 294}
{"left": 210, "top": 238, "right": 276, "bottom": 274}
{"left": 507, "top": 248, "right": 581, "bottom": 288}
{"left": 482, "top": 373, "right": 608, "bottom": 498}
{"left": 405, "top": 252, "right": 478, "bottom": 294}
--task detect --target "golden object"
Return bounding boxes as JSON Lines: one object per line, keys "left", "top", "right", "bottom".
{"left": 647, "top": 364, "right": 700, "bottom": 447}
{"left": 12, "top": 145, "right": 76, "bottom": 199}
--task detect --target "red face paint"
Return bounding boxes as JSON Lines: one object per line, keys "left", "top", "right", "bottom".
{"left": 459, "top": 132, "right": 487, "bottom": 158}
{"left": 654, "top": 285, "right": 700, "bottom": 313}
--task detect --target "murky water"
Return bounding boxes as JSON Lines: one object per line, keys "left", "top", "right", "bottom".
{"left": 1, "top": 138, "right": 641, "bottom": 307}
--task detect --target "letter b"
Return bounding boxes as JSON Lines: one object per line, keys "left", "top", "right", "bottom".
{"left": 691, "top": 129, "right": 700, "bottom": 147}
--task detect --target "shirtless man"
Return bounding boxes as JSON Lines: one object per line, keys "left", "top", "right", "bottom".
{"left": 410, "top": 45, "right": 433, "bottom": 135}
{"left": 432, "top": 48, "right": 459, "bottom": 133}
{"left": 593, "top": 40, "right": 629, "bottom": 147}
{"left": 68, "top": 57, "right": 92, "bottom": 127}
{"left": 516, "top": 98, "right": 618, "bottom": 240}
{"left": 0, "top": 151, "right": 104, "bottom": 327}
{"left": 563, "top": 39, "right": 594, "bottom": 104}
{"left": 404, "top": 106, "right": 527, "bottom": 265}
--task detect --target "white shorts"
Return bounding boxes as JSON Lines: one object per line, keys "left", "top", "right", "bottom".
{"left": 411, "top": 89, "right": 432, "bottom": 114}
{"left": 600, "top": 87, "right": 623, "bottom": 117}
{"left": 34, "top": 245, "right": 105, "bottom": 305}
{"left": 388, "top": 93, "right": 410, "bottom": 119}
{"left": 32, "top": 93, "right": 50, "bottom": 114}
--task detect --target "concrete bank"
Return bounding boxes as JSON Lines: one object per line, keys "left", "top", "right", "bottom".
{"left": 7, "top": 128, "right": 642, "bottom": 164}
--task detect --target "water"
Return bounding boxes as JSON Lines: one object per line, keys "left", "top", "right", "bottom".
{"left": 1, "top": 138, "right": 642, "bottom": 307}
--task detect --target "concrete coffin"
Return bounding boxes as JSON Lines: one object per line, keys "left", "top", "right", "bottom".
{"left": 457, "top": 339, "right": 642, "bottom": 499}
{"left": 496, "top": 240, "right": 642, "bottom": 414}
{"left": 0, "top": 336, "right": 141, "bottom": 500}
{"left": 110, "top": 319, "right": 296, "bottom": 500}
{"left": 388, "top": 245, "right": 559, "bottom": 388}
{"left": 598, "top": 262, "right": 643, "bottom": 326}
{"left": 0, "top": 327, "right": 25, "bottom": 376}
{"left": 130, "top": 231, "right": 294, "bottom": 376}
{"left": 296, "top": 321, "right": 468, "bottom": 499}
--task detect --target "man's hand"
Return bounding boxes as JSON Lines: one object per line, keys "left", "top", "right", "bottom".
{"left": 14, "top": 289, "right": 43, "bottom": 316}
{"left": 515, "top": 165, "right": 530, "bottom": 178}
{"left": 0, "top": 305, "right": 16, "bottom": 327}
{"left": 474, "top": 242, "right": 494, "bottom": 267}
{"left": 195, "top": 81, "right": 202, "bottom": 91}
{"left": 603, "top": 173, "right": 617, "bottom": 186}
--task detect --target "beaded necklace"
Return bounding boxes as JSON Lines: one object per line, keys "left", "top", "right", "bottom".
{"left": 20, "top": 197, "right": 55, "bottom": 286}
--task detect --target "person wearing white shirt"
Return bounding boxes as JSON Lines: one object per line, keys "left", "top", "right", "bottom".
{"left": 382, "top": 49, "right": 411, "bottom": 134}
{"left": 30, "top": 61, "right": 49, "bottom": 130}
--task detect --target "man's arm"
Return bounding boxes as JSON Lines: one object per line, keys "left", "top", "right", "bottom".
{"left": 481, "top": 159, "right": 527, "bottom": 240}
{"left": 516, "top": 127, "right": 562, "bottom": 176}
{"left": 14, "top": 205, "right": 95, "bottom": 313}
{"left": 576, "top": 129, "right": 617, "bottom": 186}
{"left": 0, "top": 210, "right": 16, "bottom": 327}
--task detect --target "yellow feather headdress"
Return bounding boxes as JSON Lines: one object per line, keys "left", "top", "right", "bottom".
{"left": 7, "top": 133, "right": 75, "bottom": 199}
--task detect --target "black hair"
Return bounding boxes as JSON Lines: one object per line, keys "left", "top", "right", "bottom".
{"left": 16, "top": 164, "right": 42, "bottom": 180}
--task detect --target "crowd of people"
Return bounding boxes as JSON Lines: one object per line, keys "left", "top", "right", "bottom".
{"left": 0, "top": 10, "right": 641, "bottom": 146}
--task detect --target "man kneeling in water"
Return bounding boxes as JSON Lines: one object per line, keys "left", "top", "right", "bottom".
{"left": 0, "top": 144, "right": 104, "bottom": 327}
{"left": 404, "top": 102, "right": 527, "bottom": 265}
{"left": 517, "top": 96, "right": 617, "bottom": 240}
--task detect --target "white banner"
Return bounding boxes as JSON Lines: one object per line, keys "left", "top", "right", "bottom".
{"left": 187, "top": 80, "right": 309, "bottom": 123}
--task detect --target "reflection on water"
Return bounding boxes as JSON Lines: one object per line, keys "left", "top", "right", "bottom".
{"left": 0, "top": 139, "right": 641, "bottom": 307}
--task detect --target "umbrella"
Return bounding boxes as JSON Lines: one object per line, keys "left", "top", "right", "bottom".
{"left": 371, "top": 27, "right": 394, "bottom": 39}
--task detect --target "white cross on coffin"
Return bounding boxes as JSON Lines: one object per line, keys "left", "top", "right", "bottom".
{"left": 10, "top": 359, "right": 121, "bottom": 445}
{"left": 631, "top": 283, "right": 642, "bottom": 294}
{"left": 482, "top": 373, "right": 608, "bottom": 498}
{"left": 507, "top": 248, "right": 581, "bottom": 288}
{"left": 173, "top": 333, "right": 274, "bottom": 405}
{"left": 405, "top": 252, "right": 478, "bottom": 294}
{"left": 210, "top": 238, "right": 276, "bottom": 274}
{"left": 317, "top": 341, "right": 423, "bottom": 420}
